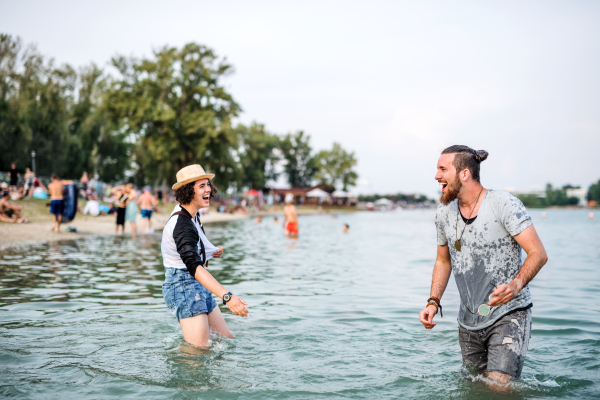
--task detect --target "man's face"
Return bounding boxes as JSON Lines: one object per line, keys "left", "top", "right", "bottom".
{"left": 194, "top": 179, "right": 212, "bottom": 208}
{"left": 435, "top": 153, "right": 462, "bottom": 205}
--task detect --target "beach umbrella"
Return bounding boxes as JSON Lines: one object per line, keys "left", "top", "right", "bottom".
{"left": 332, "top": 190, "right": 348, "bottom": 198}
{"left": 374, "top": 198, "right": 394, "bottom": 205}
{"left": 306, "top": 188, "right": 331, "bottom": 198}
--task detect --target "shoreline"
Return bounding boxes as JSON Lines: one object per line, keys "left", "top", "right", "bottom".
{"left": 0, "top": 206, "right": 352, "bottom": 250}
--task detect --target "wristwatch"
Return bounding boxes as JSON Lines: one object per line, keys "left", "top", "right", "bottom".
{"left": 222, "top": 292, "right": 233, "bottom": 305}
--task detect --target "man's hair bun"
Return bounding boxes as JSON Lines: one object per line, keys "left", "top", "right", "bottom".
{"left": 474, "top": 150, "right": 489, "bottom": 162}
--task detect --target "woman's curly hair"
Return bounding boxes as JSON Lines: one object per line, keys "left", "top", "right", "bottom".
{"left": 174, "top": 180, "right": 218, "bottom": 205}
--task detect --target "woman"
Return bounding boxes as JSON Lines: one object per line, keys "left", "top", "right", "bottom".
{"left": 80, "top": 172, "right": 89, "bottom": 199}
{"left": 111, "top": 184, "right": 129, "bottom": 237}
{"left": 24, "top": 168, "right": 34, "bottom": 198}
{"left": 124, "top": 183, "right": 138, "bottom": 238}
{"left": 162, "top": 164, "right": 248, "bottom": 347}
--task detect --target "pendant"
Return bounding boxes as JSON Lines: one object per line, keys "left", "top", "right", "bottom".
{"left": 454, "top": 239, "right": 461, "bottom": 252}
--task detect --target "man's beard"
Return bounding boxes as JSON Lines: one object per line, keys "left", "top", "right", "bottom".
{"left": 440, "top": 175, "right": 462, "bottom": 205}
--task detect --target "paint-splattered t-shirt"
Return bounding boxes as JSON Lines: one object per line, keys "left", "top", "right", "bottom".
{"left": 435, "top": 189, "right": 533, "bottom": 330}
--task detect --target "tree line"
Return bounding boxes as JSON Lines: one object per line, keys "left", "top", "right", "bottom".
{"left": 0, "top": 34, "right": 357, "bottom": 191}
{"left": 517, "top": 184, "right": 585, "bottom": 208}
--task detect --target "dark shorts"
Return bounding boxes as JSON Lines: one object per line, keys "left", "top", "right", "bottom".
{"left": 50, "top": 200, "right": 64, "bottom": 216}
{"left": 116, "top": 207, "right": 126, "bottom": 226}
{"left": 141, "top": 209, "right": 153, "bottom": 219}
{"left": 459, "top": 308, "right": 532, "bottom": 379}
{"left": 162, "top": 268, "right": 217, "bottom": 320}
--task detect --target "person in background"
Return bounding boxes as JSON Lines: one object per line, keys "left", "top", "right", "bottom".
{"left": 82, "top": 194, "right": 100, "bottom": 216}
{"left": 342, "top": 223, "right": 350, "bottom": 233}
{"left": 255, "top": 216, "right": 262, "bottom": 224}
{"left": 112, "top": 185, "right": 129, "bottom": 237}
{"left": 157, "top": 188, "right": 163, "bottom": 206}
{"left": 0, "top": 191, "right": 27, "bottom": 223}
{"left": 283, "top": 194, "right": 298, "bottom": 237}
{"left": 138, "top": 186, "right": 158, "bottom": 234}
{"left": 124, "top": 183, "right": 138, "bottom": 238}
{"left": 48, "top": 174, "right": 73, "bottom": 233}
{"left": 80, "top": 172, "right": 89, "bottom": 199}
{"left": 273, "top": 217, "right": 278, "bottom": 223}
{"left": 9, "top": 162, "right": 19, "bottom": 192}
{"left": 24, "top": 168, "right": 34, "bottom": 198}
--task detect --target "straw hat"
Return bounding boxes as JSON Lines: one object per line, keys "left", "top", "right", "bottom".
{"left": 172, "top": 164, "right": 215, "bottom": 190}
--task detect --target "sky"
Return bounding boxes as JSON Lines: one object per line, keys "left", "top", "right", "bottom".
{"left": 1, "top": 0, "right": 599, "bottom": 197}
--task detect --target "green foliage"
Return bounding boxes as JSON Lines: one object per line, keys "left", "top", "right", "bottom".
{"left": 518, "top": 183, "right": 580, "bottom": 208}
{"left": 0, "top": 34, "right": 130, "bottom": 181}
{"left": 0, "top": 35, "right": 361, "bottom": 191}
{"left": 280, "top": 131, "right": 318, "bottom": 187}
{"left": 237, "top": 122, "right": 280, "bottom": 189}
{"left": 104, "top": 43, "right": 241, "bottom": 188}
{"left": 588, "top": 179, "right": 600, "bottom": 203}
{"left": 314, "top": 142, "right": 358, "bottom": 191}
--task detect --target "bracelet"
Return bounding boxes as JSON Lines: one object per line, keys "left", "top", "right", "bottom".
{"left": 426, "top": 297, "right": 443, "bottom": 317}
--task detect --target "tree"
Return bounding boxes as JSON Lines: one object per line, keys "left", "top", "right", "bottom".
{"left": 588, "top": 179, "right": 600, "bottom": 203}
{"left": 314, "top": 142, "right": 358, "bottom": 191}
{"left": 104, "top": 43, "right": 241, "bottom": 188}
{"left": 237, "top": 122, "right": 280, "bottom": 189}
{"left": 280, "top": 131, "right": 317, "bottom": 187}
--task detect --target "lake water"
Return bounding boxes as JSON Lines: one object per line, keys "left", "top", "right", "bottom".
{"left": 0, "top": 210, "right": 598, "bottom": 399}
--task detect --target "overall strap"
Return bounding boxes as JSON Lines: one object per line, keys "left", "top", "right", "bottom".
{"left": 169, "top": 211, "right": 207, "bottom": 266}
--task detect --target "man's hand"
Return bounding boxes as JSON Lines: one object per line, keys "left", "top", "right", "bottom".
{"left": 489, "top": 280, "right": 523, "bottom": 307}
{"left": 226, "top": 295, "right": 248, "bottom": 317}
{"left": 419, "top": 305, "right": 438, "bottom": 329}
{"left": 213, "top": 246, "right": 223, "bottom": 258}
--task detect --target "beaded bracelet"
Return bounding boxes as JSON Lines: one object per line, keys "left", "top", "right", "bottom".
{"left": 426, "top": 297, "right": 443, "bottom": 317}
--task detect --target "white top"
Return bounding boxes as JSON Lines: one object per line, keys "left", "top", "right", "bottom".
{"left": 82, "top": 200, "right": 100, "bottom": 216}
{"left": 161, "top": 204, "right": 219, "bottom": 270}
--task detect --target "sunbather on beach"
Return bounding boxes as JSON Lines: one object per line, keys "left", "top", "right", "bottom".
{"left": 0, "top": 191, "right": 27, "bottom": 223}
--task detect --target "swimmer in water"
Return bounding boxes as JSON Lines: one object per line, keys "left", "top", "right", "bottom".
{"left": 273, "top": 217, "right": 279, "bottom": 223}
{"left": 255, "top": 216, "right": 262, "bottom": 224}
{"left": 283, "top": 194, "right": 298, "bottom": 237}
{"left": 342, "top": 223, "right": 349, "bottom": 233}
{"left": 138, "top": 186, "right": 158, "bottom": 234}
{"left": 48, "top": 174, "right": 73, "bottom": 232}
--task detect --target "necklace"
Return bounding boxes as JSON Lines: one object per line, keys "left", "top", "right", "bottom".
{"left": 454, "top": 188, "right": 484, "bottom": 252}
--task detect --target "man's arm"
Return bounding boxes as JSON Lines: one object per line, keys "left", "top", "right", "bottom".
{"left": 419, "top": 245, "right": 452, "bottom": 329}
{"left": 489, "top": 225, "right": 548, "bottom": 307}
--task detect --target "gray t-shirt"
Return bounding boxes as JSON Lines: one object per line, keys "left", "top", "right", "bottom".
{"left": 435, "top": 189, "right": 533, "bottom": 330}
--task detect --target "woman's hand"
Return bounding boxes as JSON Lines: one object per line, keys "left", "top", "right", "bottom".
{"left": 213, "top": 246, "right": 223, "bottom": 258}
{"left": 227, "top": 295, "right": 248, "bottom": 317}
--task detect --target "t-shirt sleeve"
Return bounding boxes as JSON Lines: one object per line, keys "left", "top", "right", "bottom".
{"left": 500, "top": 194, "right": 533, "bottom": 236}
{"left": 435, "top": 209, "right": 448, "bottom": 246}
{"left": 173, "top": 218, "right": 203, "bottom": 277}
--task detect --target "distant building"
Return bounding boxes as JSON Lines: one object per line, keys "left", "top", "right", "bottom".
{"left": 566, "top": 188, "right": 587, "bottom": 206}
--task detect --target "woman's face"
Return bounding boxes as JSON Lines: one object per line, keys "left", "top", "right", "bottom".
{"left": 193, "top": 179, "right": 212, "bottom": 208}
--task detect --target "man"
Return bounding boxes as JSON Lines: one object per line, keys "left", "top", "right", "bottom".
{"left": 282, "top": 194, "right": 298, "bottom": 237}
{"left": 48, "top": 174, "right": 74, "bottom": 232}
{"left": 9, "top": 162, "right": 19, "bottom": 192}
{"left": 0, "top": 191, "right": 27, "bottom": 223}
{"left": 138, "top": 186, "right": 158, "bottom": 234}
{"left": 419, "top": 145, "right": 548, "bottom": 387}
